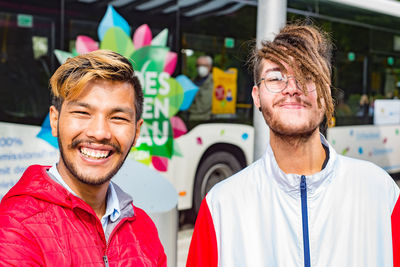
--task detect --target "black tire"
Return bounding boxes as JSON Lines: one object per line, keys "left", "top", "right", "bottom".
{"left": 193, "top": 151, "right": 242, "bottom": 216}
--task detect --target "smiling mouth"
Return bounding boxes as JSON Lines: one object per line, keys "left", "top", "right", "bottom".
{"left": 280, "top": 102, "right": 305, "bottom": 107}
{"left": 80, "top": 147, "right": 112, "bottom": 159}
{"left": 275, "top": 98, "right": 312, "bottom": 108}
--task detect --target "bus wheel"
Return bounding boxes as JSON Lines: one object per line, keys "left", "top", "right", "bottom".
{"left": 193, "top": 151, "right": 242, "bottom": 216}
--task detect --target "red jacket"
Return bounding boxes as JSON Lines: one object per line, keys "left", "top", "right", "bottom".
{"left": 0, "top": 165, "right": 166, "bottom": 266}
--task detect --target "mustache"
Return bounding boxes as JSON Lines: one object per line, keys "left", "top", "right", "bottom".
{"left": 68, "top": 138, "right": 121, "bottom": 154}
{"left": 273, "top": 96, "right": 312, "bottom": 108}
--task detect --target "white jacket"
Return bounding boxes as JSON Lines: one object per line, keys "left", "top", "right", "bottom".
{"left": 187, "top": 136, "right": 400, "bottom": 267}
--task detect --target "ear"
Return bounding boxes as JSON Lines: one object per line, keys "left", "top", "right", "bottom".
{"left": 132, "top": 119, "right": 144, "bottom": 147}
{"left": 49, "top": 105, "right": 59, "bottom": 137}
{"left": 252, "top": 85, "right": 261, "bottom": 110}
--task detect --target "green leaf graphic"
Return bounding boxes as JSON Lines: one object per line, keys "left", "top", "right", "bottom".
{"left": 137, "top": 120, "right": 174, "bottom": 158}
{"left": 173, "top": 141, "right": 183, "bottom": 157}
{"left": 54, "top": 50, "right": 73, "bottom": 64}
{"left": 131, "top": 46, "right": 169, "bottom": 72}
{"left": 155, "top": 78, "right": 184, "bottom": 118}
{"left": 100, "top": 27, "right": 134, "bottom": 58}
{"left": 151, "top": 28, "right": 168, "bottom": 47}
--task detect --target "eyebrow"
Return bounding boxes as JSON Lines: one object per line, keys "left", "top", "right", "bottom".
{"left": 66, "top": 101, "right": 90, "bottom": 109}
{"left": 264, "top": 67, "right": 281, "bottom": 73}
{"left": 111, "top": 107, "right": 135, "bottom": 117}
{"left": 66, "top": 101, "right": 135, "bottom": 117}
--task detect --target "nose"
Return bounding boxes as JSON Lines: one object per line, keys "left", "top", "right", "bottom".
{"left": 282, "top": 76, "right": 302, "bottom": 96}
{"left": 85, "top": 116, "right": 112, "bottom": 141}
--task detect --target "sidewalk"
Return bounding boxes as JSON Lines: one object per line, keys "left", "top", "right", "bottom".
{"left": 177, "top": 227, "right": 194, "bottom": 267}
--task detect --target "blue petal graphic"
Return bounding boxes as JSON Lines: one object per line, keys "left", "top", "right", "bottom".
{"left": 175, "top": 75, "right": 199, "bottom": 111}
{"left": 36, "top": 113, "right": 58, "bottom": 148}
{"left": 98, "top": 5, "right": 131, "bottom": 41}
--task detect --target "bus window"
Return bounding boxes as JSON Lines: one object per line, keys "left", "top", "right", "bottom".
{"left": 180, "top": 7, "right": 256, "bottom": 129}
{"left": 0, "top": 12, "right": 54, "bottom": 125}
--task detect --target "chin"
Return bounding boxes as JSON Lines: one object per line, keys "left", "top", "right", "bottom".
{"left": 270, "top": 120, "right": 321, "bottom": 136}
{"left": 75, "top": 172, "right": 114, "bottom": 186}
{"left": 66, "top": 160, "right": 122, "bottom": 186}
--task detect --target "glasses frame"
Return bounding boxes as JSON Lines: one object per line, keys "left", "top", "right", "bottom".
{"left": 256, "top": 74, "right": 315, "bottom": 93}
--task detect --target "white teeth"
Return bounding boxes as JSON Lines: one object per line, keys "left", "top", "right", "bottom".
{"left": 80, "top": 147, "right": 110, "bottom": 159}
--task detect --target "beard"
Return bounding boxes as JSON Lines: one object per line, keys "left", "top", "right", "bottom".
{"left": 260, "top": 97, "right": 324, "bottom": 144}
{"left": 57, "top": 128, "right": 134, "bottom": 186}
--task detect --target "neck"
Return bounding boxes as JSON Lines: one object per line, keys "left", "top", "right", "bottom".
{"left": 75, "top": 183, "right": 108, "bottom": 220}
{"left": 56, "top": 165, "right": 108, "bottom": 220}
{"left": 269, "top": 129, "right": 326, "bottom": 175}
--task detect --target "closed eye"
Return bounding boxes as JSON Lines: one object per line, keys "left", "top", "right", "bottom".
{"left": 267, "top": 77, "right": 282, "bottom": 82}
{"left": 112, "top": 116, "right": 130, "bottom": 122}
{"left": 265, "top": 71, "right": 284, "bottom": 82}
{"left": 72, "top": 111, "right": 89, "bottom": 115}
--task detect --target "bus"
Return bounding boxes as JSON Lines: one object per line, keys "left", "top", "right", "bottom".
{"left": 0, "top": 0, "right": 256, "bottom": 218}
{"left": 1, "top": 0, "right": 400, "bottom": 218}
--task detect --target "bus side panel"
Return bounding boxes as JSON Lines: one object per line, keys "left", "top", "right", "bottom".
{"left": 327, "top": 124, "right": 400, "bottom": 173}
{"left": 164, "top": 123, "right": 254, "bottom": 210}
{"left": 0, "top": 122, "right": 59, "bottom": 198}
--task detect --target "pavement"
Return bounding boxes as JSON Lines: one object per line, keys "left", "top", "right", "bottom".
{"left": 177, "top": 227, "right": 194, "bottom": 267}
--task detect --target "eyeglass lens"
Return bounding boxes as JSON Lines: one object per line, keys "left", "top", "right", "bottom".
{"left": 262, "top": 71, "right": 314, "bottom": 93}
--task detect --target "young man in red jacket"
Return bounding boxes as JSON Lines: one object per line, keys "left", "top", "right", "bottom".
{"left": 0, "top": 50, "right": 166, "bottom": 266}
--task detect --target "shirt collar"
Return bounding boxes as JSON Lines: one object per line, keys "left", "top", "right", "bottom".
{"left": 48, "top": 165, "right": 77, "bottom": 197}
{"left": 48, "top": 164, "right": 121, "bottom": 224}
{"left": 104, "top": 182, "right": 120, "bottom": 223}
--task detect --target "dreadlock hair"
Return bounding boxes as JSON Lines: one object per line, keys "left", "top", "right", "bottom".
{"left": 250, "top": 22, "right": 334, "bottom": 126}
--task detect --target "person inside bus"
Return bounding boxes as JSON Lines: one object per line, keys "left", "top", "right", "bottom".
{"left": 0, "top": 50, "right": 166, "bottom": 266}
{"left": 335, "top": 90, "right": 352, "bottom": 117}
{"left": 188, "top": 55, "right": 214, "bottom": 121}
{"left": 186, "top": 23, "right": 400, "bottom": 267}
{"left": 357, "top": 93, "right": 372, "bottom": 124}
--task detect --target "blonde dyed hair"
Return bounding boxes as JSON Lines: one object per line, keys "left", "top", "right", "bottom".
{"left": 50, "top": 50, "right": 143, "bottom": 121}
{"left": 251, "top": 23, "right": 334, "bottom": 125}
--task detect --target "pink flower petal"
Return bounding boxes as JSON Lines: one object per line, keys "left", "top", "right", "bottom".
{"left": 152, "top": 156, "right": 168, "bottom": 172}
{"left": 133, "top": 24, "right": 152, "bottom": 49}
{"left": 170, "top": 116, "right": 187, "bottom": 138}
{"left": 76, "top": 35, "right": 99, "bottom": 54}
{"left": 163, "top": 52, "right": 177, "bottom": 75}
{"left": 196, "top": 137, "right": 203, "bottom": 145}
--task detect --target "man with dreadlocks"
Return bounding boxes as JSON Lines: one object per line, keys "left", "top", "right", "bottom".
{"left": 186, "top": 23, "right": 400, "bottom": 267}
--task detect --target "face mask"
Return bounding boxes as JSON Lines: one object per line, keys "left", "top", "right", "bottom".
{"left": 197, "top": 66, "right": 209, "bottom": 77}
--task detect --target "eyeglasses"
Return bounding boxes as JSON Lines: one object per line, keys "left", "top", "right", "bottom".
{"left": 256, "top": 71, "right": 315, "bottom": 93}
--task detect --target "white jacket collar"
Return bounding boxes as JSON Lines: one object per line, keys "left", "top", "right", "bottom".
{"left": 262, "top": 133, "right": 337, "bottom": 198}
